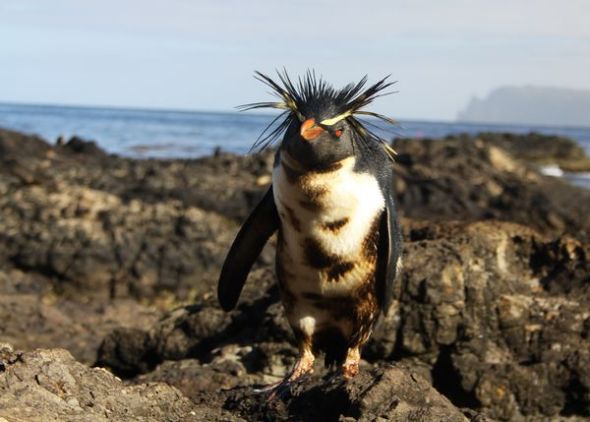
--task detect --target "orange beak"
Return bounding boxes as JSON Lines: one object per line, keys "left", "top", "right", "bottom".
{"left": 300, "top": 118, "right": 324, "bottom": 141}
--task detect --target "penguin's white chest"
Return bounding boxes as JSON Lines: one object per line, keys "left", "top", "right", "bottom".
{"left": 272, "top": 154, "right": 385, "bottom": 296}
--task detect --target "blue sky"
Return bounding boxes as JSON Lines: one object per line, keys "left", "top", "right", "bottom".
{"left": 1, "top": 0, "right": 589, "bottom": 120}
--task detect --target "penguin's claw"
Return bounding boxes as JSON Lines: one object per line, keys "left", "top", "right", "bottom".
{"left": 266, "top": 381, "right": 292, "bottom": 401}
{"left": 253, "top": 355, "right": 315, "bottom": 400}
{"left": 252, "top": 380, "right": 283, "bottom": 394}
{"left": 264, "top": 374, "right": 313, "bottom": 401}
{"left": 341, "top": 361, "right": 359, "bottom": 379}
{"left": 342, "top": 348, "right": 360, "bottom": 379}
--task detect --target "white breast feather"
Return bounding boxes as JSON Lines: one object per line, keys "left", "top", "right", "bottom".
{"left": 272, "top": 155, "right": 384, "bottom": 296}
{"left": 273, "top": 154, "right": 385, "bottom": 336}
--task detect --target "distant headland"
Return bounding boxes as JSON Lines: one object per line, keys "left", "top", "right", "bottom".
{"left": 457, "top": 85, "right": 590, "bottom": 127}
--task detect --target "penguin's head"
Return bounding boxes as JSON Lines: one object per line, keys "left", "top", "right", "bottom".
{"left": 240, "top": 70, "right": 398, "bottom": 168}
{"left": 280, "top": 108, "right": 356, "bottom": 168}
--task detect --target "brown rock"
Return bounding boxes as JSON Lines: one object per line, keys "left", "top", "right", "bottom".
{"left": 0, "top": 344, "right": 244, "bottom": 421}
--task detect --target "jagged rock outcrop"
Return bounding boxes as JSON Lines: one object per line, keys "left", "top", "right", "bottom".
{"left": 392, "top": 136, "right": 590, "bottom": 237}
{"left": 0, "top": 343, "right": 244, "bottom": 422}
{"left": 0, "top": 343, "right": 479, "bottom": 422}
{"left": 1, "top": 128, "right": 589, "bottom": 421}
{"left": 97, "top": 220, "right": 590, "bottom": 421}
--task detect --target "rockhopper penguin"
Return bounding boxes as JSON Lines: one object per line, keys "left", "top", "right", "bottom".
{"left": 218, "top": 70, "right": 402, "bottom": 390}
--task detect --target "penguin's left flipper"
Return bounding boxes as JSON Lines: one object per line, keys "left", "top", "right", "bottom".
{"left": 218, "top": 187, "right": 279, "bottom": 311}
{"left": 375, "top": 187, "right": 402, "bottom": 315}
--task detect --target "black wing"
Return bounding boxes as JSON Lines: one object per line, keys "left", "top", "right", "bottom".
{"left": 217, "top": 187, "right": 279, "bottom": 311}
{"left": 375, "top": 179, "right": 403, "bottom": 314}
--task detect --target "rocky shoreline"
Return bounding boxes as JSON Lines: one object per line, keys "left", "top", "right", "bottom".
{"left": 1, "top": 128, "right": 589, "bottom": 421}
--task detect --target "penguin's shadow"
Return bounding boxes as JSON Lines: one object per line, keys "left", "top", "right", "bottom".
{"left": 279, "top": 374, "right": 360, "bottom": 422}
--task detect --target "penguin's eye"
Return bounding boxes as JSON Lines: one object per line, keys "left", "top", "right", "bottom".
{"left": 334, "top": 129, "right": 343, "bottom": 138}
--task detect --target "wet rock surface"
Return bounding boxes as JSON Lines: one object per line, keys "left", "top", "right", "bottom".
{"left": 1, "top": 127, "right": 589, "bottom": 421}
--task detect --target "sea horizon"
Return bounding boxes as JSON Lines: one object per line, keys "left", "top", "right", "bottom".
{"left": 2, "top": 101, "right": 590, "bottom": 172}
{"left": 3, "top": 100, "right": 590, "bottom": 132}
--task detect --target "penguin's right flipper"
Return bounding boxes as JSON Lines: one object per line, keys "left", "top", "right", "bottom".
{"left": 218, "top": 187, "right": 279, "bottom": 311}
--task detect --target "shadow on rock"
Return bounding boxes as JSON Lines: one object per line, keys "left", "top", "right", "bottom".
{"left": 225, "top": 364, "right": 477, "bottom": 421}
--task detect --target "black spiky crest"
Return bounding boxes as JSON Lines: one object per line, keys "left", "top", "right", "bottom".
{"left": 239, "top": 69, "right": 398, "bottom": 159}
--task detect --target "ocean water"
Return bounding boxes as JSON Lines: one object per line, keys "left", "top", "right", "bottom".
{"left": 2, "top": 102, "right": 590, "bottom": 188}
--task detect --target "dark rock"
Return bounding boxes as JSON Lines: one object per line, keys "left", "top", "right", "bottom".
{"left": 392, "top": 221, "right": 590, "bottom": 420}
{"left": 61, "top": 135, "right": 108, "bottom": 157}
{"left": 0, "top": 177, "right": 236, "bottom": 300}
{"left": 474, "top": 132, "right": 590, "bottom": 172}
{"left": 99, "top": 220, "right": 590, "bottom": 420}
{"left": 392, "top": 136, "right": 590, "bottom": 237}
{"left": 225, "top": 364, "right": 472, "bottom": 421}
{"left": 96, "top": 268, "right": 283, "bottom": 377}
{"left": 2, "top": 129, "right": 589, "bottom": 304}
{"left": 0, "top": 342, "right": 477, "bottom": 421}
{"left": 136, "top": 358, "right": 253, "bottom": 408}
{"left": 0, "top": 269, "right": 161, "bottom": 364}
{"left": 0, "top": 127, "right": 52, "bottom": 159}
{"left": 2, "top": 127, "right": 590, "bottom": 420}
{"left": 96, "top": 327, "right": 158, "bottom": 376}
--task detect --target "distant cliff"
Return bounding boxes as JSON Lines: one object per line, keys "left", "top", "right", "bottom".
{"left": 457, "top": 86, "right": 590, "bottom": 127}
